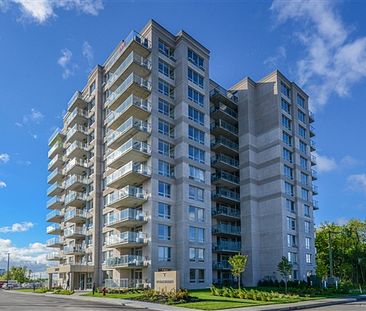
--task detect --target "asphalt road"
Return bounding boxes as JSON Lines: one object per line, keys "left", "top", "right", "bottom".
{"left": 308, "top": 301, "right": 366, "bottom": 310}
{"left": 0, "top": 290, "right": 152, "bottom": 311}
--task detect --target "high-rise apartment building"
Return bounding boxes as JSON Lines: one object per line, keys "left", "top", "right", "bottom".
{"left": 46, "top": 20, "right": 317, "bottom": 290}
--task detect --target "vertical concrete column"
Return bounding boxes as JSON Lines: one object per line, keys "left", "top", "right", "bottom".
{"left": 48, "top": 273, "right": 53, "bottom": 289}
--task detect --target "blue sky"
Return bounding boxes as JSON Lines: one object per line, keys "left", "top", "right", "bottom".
{"left": 1, "top": 0, "right": 366, "bottom": 270}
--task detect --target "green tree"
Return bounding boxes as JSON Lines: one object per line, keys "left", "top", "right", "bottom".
{"left": 228, "top": 253, "right": 248, "bottom": 289}
{"left": 9, "top": 266, "right": 28, "bottom": 283}
{"left": 277, "top": 256, "right": 293, "bottom": 294}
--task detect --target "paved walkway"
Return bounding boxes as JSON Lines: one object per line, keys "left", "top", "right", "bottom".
{"left": 6, "top": 289, "right": 365, "bottom": 311}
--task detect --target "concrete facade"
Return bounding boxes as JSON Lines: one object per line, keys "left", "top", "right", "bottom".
{"left": 46, "top": 20, "right": 317, "bottom": 290}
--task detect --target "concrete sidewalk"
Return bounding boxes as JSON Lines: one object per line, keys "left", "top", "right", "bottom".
{"left": 6, "top": 290, "right": 364, "bottom": 311}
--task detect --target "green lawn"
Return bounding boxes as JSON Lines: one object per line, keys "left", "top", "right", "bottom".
{"left": 82, "top": 289, "right": 316, "bottom": 310}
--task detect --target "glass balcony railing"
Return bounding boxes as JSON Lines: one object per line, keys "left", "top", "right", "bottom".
{"left": 211, "top": 103, "right": 238, "bottom": 119}
{"left": 210, "top": 86, "right": 238, "bottom": 103}
{"left": 212, "top": 205, "right": 240, "bottom": 218}
{"left": 47, "top": 182, "right": 64, "bottom": 194}
{"left": 105, "top": 51, "right": 151, "bottom": 90}
{"left": 106, "top": 117, "right": 151, "bottom": 147}
{"left": 64, "top": 227, "right": 86, "bottom": 237}
{"left": 213, "top": 241, "right": 241, "bottom": 252}
{"left": 46, "top": 237, "right": 62, "bottom": 246}
{"left": 104, "top": 31, "right": 151, "bottom": 69}
{"left": 106, "top": 208, "right": 144, "bottom": 226}
{"left": 67, "top": 91, "right": 83, "bottom": 110}
{"left": 212, "top": 154, "right": 239, "bottom": 168}
{"left": 104, "top": 73, "right": 151, "bottom": 108}
{"left": 46, "top": 224, "right": 61, "bottom": 234}
{"left": 104, "top": 255, "right": 145, "bottom": 268}
{"left": 105, "top": 186, "right": 147, "bottom": 206}
{"left": 47, "top": 168, "right": 63, "bottom": 183}
{"left": 105, "top": 231, "right": 146, "bottom": 246}
{"left": 46, "top": 210, "right": 62, "bottom": 221}
{"left": 106, "top": 162, "right": 151, "bottom": 186}
{"left": 64, "top": 174, "right": 88, "bottom": 189}
{"left": 212, "top": 171, "right": 239, "bottom": 184}
{"left": 64, "top": 191, "right": 87, "bottom": 205}
{"left": 213, "top": 187, "right": 240, "bottom": 202}
{"left": 213, "top": 261, "right": 231, "bottom": 270}
{"left": 211, "top": 136, "right": 239, "bottom": 151}
{"left": 65, "top": 141, "right": 88, "bottom": 157}
{"left": 105, "top": 95, "right": 151, "bottom": 126}
{"left": 64, "top": 108, "right": 88, "bottom": 127}
{"left": 64, "top": 209, "right": 87, "bottom": 222}
{"left": 63, "top": 244, "right": 85, "bottom": 254}
{"left": 46, "top": 252, "right": 61, "bottom": 260}
{"left": 213, "top": 224, "right": 241, "bottom": 235}
{"left": 63, "top": 158, "right": 87, "bottom": 174}
{"left": 66, "top": 124, "right": 87, "bottom": 141}
{"left": 211, "top": 119, "right": 238, "bottom": 135}
{"left": 106, "top": 139, "right": 151, "bottom": 166}
{"left": 49, "top": 128, "right": 61, "bottom": 146}
{"left": 48, "top": 154, "right": 63, "bottom": 170}
{"left": 47, "top": 196, "right": 63, "bottom": 208}
{"left": 48, "top": 141, "right": 63, "bottom": 158}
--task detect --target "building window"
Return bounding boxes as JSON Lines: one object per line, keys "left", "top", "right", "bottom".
{"left": 188, "top": 206, "right": 204, "bottom": 222}
{"left": 188, "top": 68, "right": 204, "bottom": 88}
{"left": 301, "top": 188, "right": 309, "bottom": 201}
{"left": 198, "top": 269, "right": 205, "bottom": 283}
{"left": 287, "top": 234, "right": 296, "bottom": 247}
{"left": 299, "top": 141, "right": 307, "bottom": 154}
{"left": 281, "top": 115, "right": 292, "bottom": 130}
{"left": 158, "top": 58, "right": 174, "bottom": 80}
{"left": 287, "top": 217, "right": 296, "bottom": 230}
{"left": 281, "top": 98, "right": 291, "bottom": 114}
{"left": 298, "top": 110, "right": 306, "bottom": 123}
{"left": 281, "top": 82, "right": 291, "bottom": 97}
{"left": 159, "top": 39, "right": 174, "bottom": 60}
{"left": 189, "top": 269, "right": 195, "bottom": 283}
{"left": 284, "top": 165, "right": 293, "bottom": 179}
{"left": 300, "top": 172, "right": 308, "bottom": 186}
{"left": 159, "top": 119, "right": 174, "bottom": 138}
{"left": 189, "top": 185, "right": 204, "bottom": 202}
{"left": 305, "top": 237, "right": 311, "bottom": 250}
{"left": 189, "top": 145, "right": 205, "bottom": 164}
{"left": 188, "top": 48, "right": 204, "bottom": 69}
{"left": 285, "top": 181, "right": 294, "bottom": 196}
{"left": 158, "top": 160, "right": 174, "bottom": 178}
{"left": 286, "top": 199, "right": 295, "bottom": 213}
{"left": 189, "top": 247, "right": 205, "bottom": 262}
{"left": 158, "top": 181, "right": 171, "bottom": 198}
{"left": 283, "top": 148, "right": 293, "bottom": 163}
{"left": 158, "top": 79, "right": 174, "bottom": 99}
{"left": 189, "top": 165, "right": 205, "bottom": 183}
{"left": 300, "top": 156, "right": 308, "bottom": 170}
{"left": 306, "top": 253, "right": 312, "bottom": 264}
{"left": 158, "top": 202, "right": 171, "bottom": 219}
{"left": 158, "top": 98, "right": 174, "bottom": 118}
{"left": 283, "top": 131, "right": 292, "bottom": 146}
{"left": 188, "top": 106, "right": 204, "bottom": 125}
{"left": 188, "top": 125, "right": 205, "bottom": 144}
{"left": 288, "top": 251, "right": 297, "bottom": 264}
{"left": 298, "top": 125, "right": 307, "bottom": 138}
{"left": 188, "top": 86, "right": 204, "bottom": 107}
{"left": 158, "top": 139, "right": 174, "bottom": 158}
{"left": 297, "top": 94, "right": 305, "bottom": 108}
{"left": 305, "top": 221, "right": 311, "bottom": 233}
{"left": 158, "top": 224, "right": 171, "bottom": 240}
{"left": 158, "top": 246, "right": 171, "bottom": 261}
{"left": 189, "top": 226, "right": 204, "bottom": 242}
{"left": 89, "top": 81, "right": 96, "bottom": 94}
{"left": 304, "top": 204, "right": 310, "bottom": 217}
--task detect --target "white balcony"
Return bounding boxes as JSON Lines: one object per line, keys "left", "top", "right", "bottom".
{"left": 46, "top": 210, "right": 63, "bottom": 223}
{"left": 106, "top": 208, "right": 147, "bottom": 228}
{"left": 64, "top": 191, "right": 87, "bottom": 207}
{"left": 64, "top": 209, "right": 87, "bottom": 223}
{"left": 46, "top": 224, "right": 62, "bottom": 235}
{"left": 106, "top": 139, "right": 151, "bottom": 169}
{"left": 106, "top": 161, "right": 151, "bottom": 189}
{"left": 66, "top": 124, "right": 88, "bottom": 144}
{"left": 63, "top": 244, "right": 85, "bottom": 255}
{"left": 65, "top": 141, "right": 88, "bottom": 159}
{"left": 105, "top": 231, "right": 147, "bottom": 249}
{"left": 63, "top": 158, "right": 88, "bottom": 175}
{"left": 64, "top": 226, "right": 86, "bottom": 239}
{"left": 104, "top": 255, "right": 147, "bottom": 269}
{"left": 65, "top": 108, "right": 88, "bottom": 128}
{"left": 48, "top": 154, "right": 64, "bottom": 171}
{"left": 46, "top": 252, "right": 61, "bottom": 261}
{"left": 47, "top": 196, "right": 63, "bottom": 210}
{"left": 105, "top": 186, "right": 148, "bottom": 209}
{"left": 48, "top": 141, "right": 63, "bottom": 159}
{"left": 64, "top": 175, "right": 88, "bottom": 191}
{"left": 66, "top": 91, "right": 87, "bottom": 111}
{"left": 46, "top": 237, "right": 63, "bottom": 248}
{"left": 47, "top": 182, "right": 64, "bottom": 196}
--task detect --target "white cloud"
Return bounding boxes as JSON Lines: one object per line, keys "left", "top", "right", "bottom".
{"left": 340, "top": 155, "right": 361, "bottom": 168}
{"left": 0, "top": 153, "right": 10, "bottom": 163}
{"left": 0, "top": 222, "right": 34, "bottom": 233}
{"left": 82, "top": 41, "right": 94, "bottom": 67}
{"left": 264, "top": 46, "right": 286, "bottom": 69}
{"left": 0, "top": 238, "right": 49, "bottom": 272}
{"left": 17, "top": 108, "right": 44, "bottom": 127}
{"left": 3, "top": 0, "right": 103, "bottom": 24}
{"left": 315, "top": 153, "right": 337, "bottom": 173}
{"left": 347, "top": 174, "right": 366, "bottom": 193}
{"left": 57, "top": 48, "right": 77, "bottom": 79}
{"left": 271, "top": 0, "right": 366, "bottom": 110}
{"left": 0, "top": 181, "right": 6, "bottom": 188}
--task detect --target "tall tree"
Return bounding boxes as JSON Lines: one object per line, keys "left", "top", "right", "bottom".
{"left": 228, "top": 253, "right": 248, "bottom": 289}
{"left": 277, "top": 256, "right": 293, "bottom": 294}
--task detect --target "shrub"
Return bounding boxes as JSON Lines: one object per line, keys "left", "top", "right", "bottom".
{"left": 53, "top": 289, "right": 74, "bottom": 295}
{"left": 34, "top": 287, "right": 49, "bottom": 293}
{"left": 133, "top": 289, "right": 195, "bottom": 304}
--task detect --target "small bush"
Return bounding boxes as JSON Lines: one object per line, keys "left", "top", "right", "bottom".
{"left": 133, "top": 289, "right": 195, "bottom": 304}
{"left": 34, "top": 287, "right": 49, "bottom": 293}
{"left": 53, "top": 289, "right": 74, "bottom": 295}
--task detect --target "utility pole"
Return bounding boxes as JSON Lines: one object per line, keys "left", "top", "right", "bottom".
{"left": 6, "top": 253, "right": 10, "bottom": 288}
